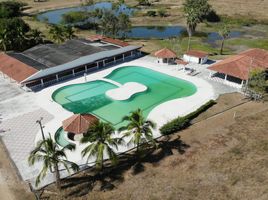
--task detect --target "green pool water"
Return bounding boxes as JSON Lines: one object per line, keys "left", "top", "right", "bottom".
{"left": 52, "top": 66, "right": 197, "bottom": 129}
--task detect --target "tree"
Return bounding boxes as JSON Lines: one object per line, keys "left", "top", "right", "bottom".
{"left": 99, "top": 10, "right": 119, "bottom": 38}
{"left": 218, "top": 24, "right": 230, "bottom": 55}
{"left": 64, "top": 26, "right": 76, "bottom": 40}
{"left": 0, "top": 1, "right": 25, "bottom": 18}
{"left": 28, "top": 135, "right": 79, "bottom": 189}
{"left": 248, "top": 69, "right": 267, "bottom": 95}
{"left": 80, "top": 121, "right": 123, "bottom": 170}
{"left": 183, "top": 0, "right": 211, "bottom": 50}
{"left": 119, "top": 109, "right": 156, "bottom": 155}
{"left": 117, "top": 13, "right": 131, "bottom": 39}
{"left": 29, "top": 29, "right": 44, "bottom": 45}
{"left": 48, "top": 25, "right": 66, "bottom": 44}
{"left": 0, "top": 18, "right": 30, "bottom": 51}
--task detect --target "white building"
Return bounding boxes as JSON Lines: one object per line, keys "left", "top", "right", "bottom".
{"left": 183, "top": 50, "right": 208, "bottom": 64}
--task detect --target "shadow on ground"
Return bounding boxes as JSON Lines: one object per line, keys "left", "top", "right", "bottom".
{"left": 54, "top": 137, "right": 190, "bottom": 199}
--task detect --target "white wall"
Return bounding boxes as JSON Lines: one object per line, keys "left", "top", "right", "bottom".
{"left": 183, "top": 54, "right": 208, "bottom": 64}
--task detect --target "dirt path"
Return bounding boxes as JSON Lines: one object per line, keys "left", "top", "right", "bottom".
{"left": 0, "top": 141, "right": 34, "bottom": 200}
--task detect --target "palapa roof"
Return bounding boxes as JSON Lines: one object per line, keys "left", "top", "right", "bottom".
{"left": 208, "top": 48, "right": 268, "bottom": 80}
{"left": 185, "top": 50, "right": 208, "bottom": 58}
{"left": 62, "top": 114, "right": 98, "bottom": 134}
{"left": 0, "top": 53, "right": 38, "bottom": 82}
{"left": 155, "top": 48, "right": 177, "bottom": 58}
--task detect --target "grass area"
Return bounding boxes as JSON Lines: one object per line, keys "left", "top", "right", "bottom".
{"left": 226, "top": 38, "right": 268, "bottom": 50}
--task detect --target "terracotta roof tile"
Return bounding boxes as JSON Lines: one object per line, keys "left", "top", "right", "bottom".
{"left": 185, "top": 50, "right": 208, "bottom": 58}
{"left": 87, "top": 35, "right": 129, "bottom": 47}
{"left": 154, "top": 48, "right": 177, "bottom": 58}
{"left": 62, "top": 114, "right": 99, "bottom": 134}
{"left": 0, "top": 53, "right": 38, "bottom": 83}
{"left": 208, "top": 48, "right": 268, "bottom": 80}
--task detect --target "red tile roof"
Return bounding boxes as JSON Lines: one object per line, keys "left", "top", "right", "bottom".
{"left": 62, "top": 114, "right": 98, "bottom": 134}
{"left": 0, "top": 53, "right": 38, "bottom": 83}
{"left": 176, "top": 59, "right": 189, "bottom": 65}
{"left": 87, "top": 35, "right": 129, "bottom": 47}
{"left": 185, "top": 50, "right": 208, "bottom": 58}
{"left": 208, "top": 48, "right": 268, "bottom": 80}
{"left": 154, "top": 48, "right": 177, "bottom": 58}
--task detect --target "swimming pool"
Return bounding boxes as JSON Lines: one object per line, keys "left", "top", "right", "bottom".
{"left": 52, "top": 66, "right": 197, "bottom": 128}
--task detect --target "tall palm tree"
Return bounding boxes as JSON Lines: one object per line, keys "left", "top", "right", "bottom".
{"left": 218, "top": 24, "right": 230, "bottom": 55}
{"left": 183, "top": 0, "right": 211, "bottom": 51}
{"left": 28, "top": 135, "right": 79, "bottom": 190}
{"left": 119, "top": 109, "right": 156, "bottom": 154}
{"left": 80, "top": 121, "right": 123, "bottom": 170}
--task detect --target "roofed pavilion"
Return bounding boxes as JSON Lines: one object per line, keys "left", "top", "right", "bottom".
{"left": 154, "top": 48, "right": 177, "bottom": 64}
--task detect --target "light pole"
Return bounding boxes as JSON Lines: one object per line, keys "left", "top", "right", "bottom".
{"left": 36, "top": 117, "right": 45, "bottom": 141}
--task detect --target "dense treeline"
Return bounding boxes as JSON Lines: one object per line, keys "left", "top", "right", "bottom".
{"left": 0, "top": 1, "right": 44, "bottom": 51}
{"left": 61, "top": 6, "right": 131, "bottom": 39}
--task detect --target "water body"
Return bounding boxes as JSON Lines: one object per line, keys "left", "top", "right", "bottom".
{"left": 37, "top": 3, "right": 243, "bottom": 42}
{"left": 37, "top": 2, "right": 134, "bottom": 24}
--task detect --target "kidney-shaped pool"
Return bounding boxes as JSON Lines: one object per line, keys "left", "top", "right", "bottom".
{"left": 52, "top": 66, "right": 197, "bottom": 129}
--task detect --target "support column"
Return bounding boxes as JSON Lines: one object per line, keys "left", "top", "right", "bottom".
{"left": 209, "top": 71, "right": 212, "bottom": 78}
{"left": 97, "top": 62, "right": 99, "bottom": 69}
{"left": 224, "top": 74, "right": 227, "bottom": 82}
{"left": 41, "top": 79, "right": 44, "bottom": 86}
{"left": 114, "top": 57, "right": 116, "bottom": 63}
{"left": 85, "top": 65, "right": 88, "bottom": 72}
{"left": 123, "top": 54, "right": 125, "bottom": 61}
{"left": 131, "top": 51, "right": 133, "bottom": 57}
{"left": 56, "top": 74, "right": 59, "bottom": 81}
{"left": 103, "top": 60, "right": 105, "bottom": 66}
{"left": 72, "top": 69, "right": 75, "bottom": 76}
{"left": 241, "top": 80, "right": 244, "bottom": 86}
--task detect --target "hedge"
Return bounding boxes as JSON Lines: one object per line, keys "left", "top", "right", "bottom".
{"left": 160, "top": 100, "right": 216, "bottom": 135}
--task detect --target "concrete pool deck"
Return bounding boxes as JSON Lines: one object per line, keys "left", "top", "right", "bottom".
{"left": 32, "top": 57, "right": 215, "bottom": 168}
{"left": 0, "top": 55, "right": 238, "bottom": 189}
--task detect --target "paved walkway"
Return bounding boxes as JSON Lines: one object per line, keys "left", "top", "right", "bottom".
{"left": 0, "top": 109, "right": 53, "bottom": 180}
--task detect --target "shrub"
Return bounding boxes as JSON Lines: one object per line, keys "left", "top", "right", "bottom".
{"left": 160, "top": 100, "right": 216, "bottom": 135}
{"left": 158, "top": 8, "right": 167, "bottom": 17}
{"left": 62, "top": 11, "right": 89, "bottom": 24}
{"left": 146, "top": 10, "right": 156, "bottom": 17}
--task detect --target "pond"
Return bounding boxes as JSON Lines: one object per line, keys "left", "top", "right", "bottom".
{"left": 37, "top": 2, "right": 134, "bottom": 24}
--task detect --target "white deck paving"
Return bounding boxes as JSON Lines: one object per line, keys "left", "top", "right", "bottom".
{"left": 0, "top": 55, "right": 239, "bottom": 189}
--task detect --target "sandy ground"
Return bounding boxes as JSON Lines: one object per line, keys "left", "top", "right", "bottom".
{"left": 0, "top": 141, "right": 34, "bottom": 200}
{"left": 39, "top": 93, "right": 268, "bottom": 199}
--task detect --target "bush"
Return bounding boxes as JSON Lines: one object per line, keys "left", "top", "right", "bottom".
{"left": 160, "top": 100, "right": 216, "bottom": 135}
{"left": 146, "top": 10, "right": 156, "bottom": 17}
{"left": 62, "top": 11, "right": 89, "bottom": 24}
{"left": 158, "top": 8, "right": 167, "bottom": 17}
{"left": 137, "top": 0, "right": 151, "bottom": 6}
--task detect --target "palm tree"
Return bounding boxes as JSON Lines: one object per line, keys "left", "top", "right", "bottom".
{"left": 0, "top": 29, "right": 9, "bottom": 52}
{"left": 183, "top": 0, "right": 211, "bottom": 51}
{"left": 64, "top": 26, "right": 76, "bottom": 40}
{"left": 28, "top": 135, "right": 79, "bottom": 190}
{"left": 119, "top": 109, "right": 156, "bottom": 154}
{"left": 49, "top": 25, "right": 66, "bottom": 44}
{"left": 218, "top": 24, "right": 230, "bottom": 55}
{"left": 80, "top": 121, "right": 123, "bottom": 170}
{"left": 30, "top": 29, "right": 44, "bottom": 45}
